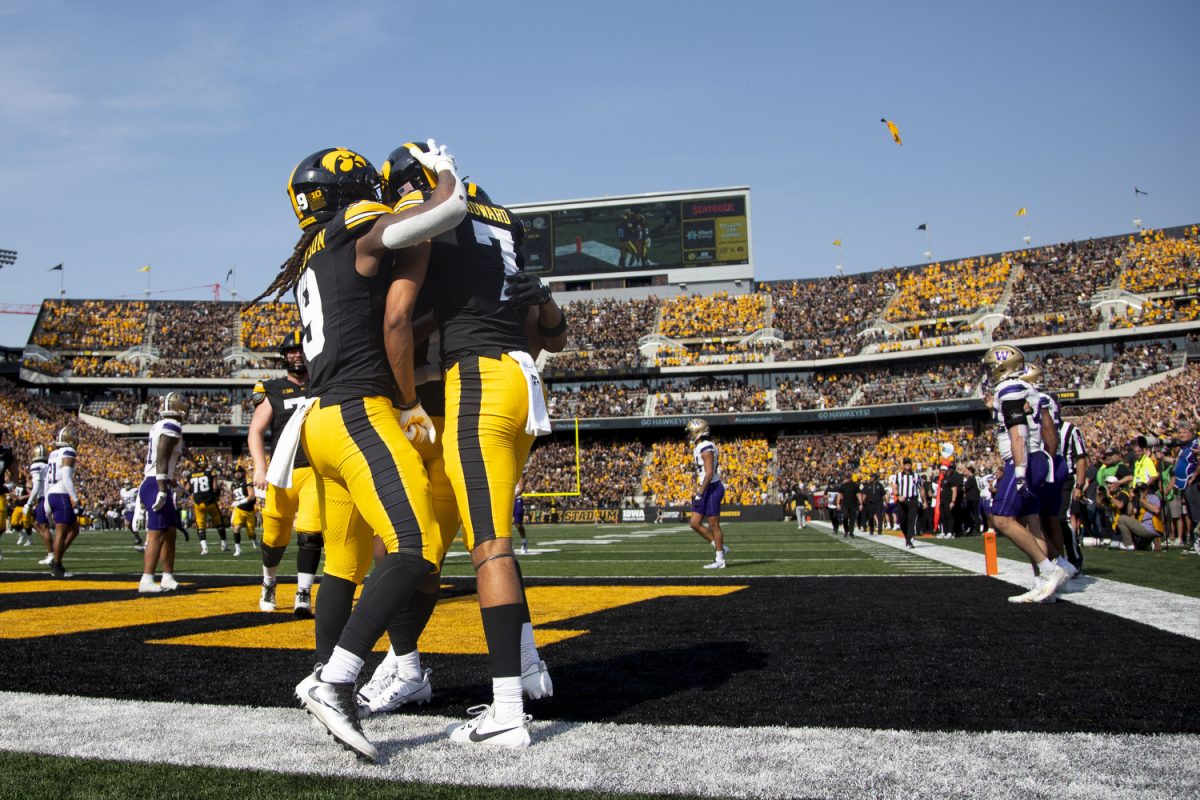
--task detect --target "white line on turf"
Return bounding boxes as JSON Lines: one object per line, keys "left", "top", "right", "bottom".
{"left": 0, "top": 690, "right": 1193, "bottom": 800}
{"left": 810, "top": 521, "right": 1200, "bottom": 641}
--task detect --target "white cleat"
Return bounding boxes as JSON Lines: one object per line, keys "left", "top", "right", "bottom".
{"left": 447, "top": 704, "right": 531, "bottom": 749}
{"left": 360, "top": 667, "right": 433, "bottom": 716}
{"left": 138, "top": 578, "right": 163, "bottom": 594}
{"left": 160, "top": 575, "right": 179, "bottom": 591}
{"left": 233, "top": 545, "right": 242, "bottom": 557}
{"left": 703, "top": 559, "right": 726, "bottom": 569}
{"left": 220, "top": 542, "right": 228, "bottom": 552}
{"left": 297, "top": 669, "right": 378, "bottom": 762}
{"left": 1007, "top": 576, "right": 1045, "bottom": 604}
{"left": 521, "top": 660, "right": 554, "bottom": 699}
{"left": 259, "top": 583, "right": 277, "bottom": 612}
{"left": 37, "top": 554, "right": 54, "bottom": 565}
{"left": 1031, "top": 565, "right": 1068, "bottom": 603}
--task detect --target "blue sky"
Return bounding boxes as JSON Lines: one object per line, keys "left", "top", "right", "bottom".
{"left": 1, "top": 0, "right": 1197, "bottom": 345}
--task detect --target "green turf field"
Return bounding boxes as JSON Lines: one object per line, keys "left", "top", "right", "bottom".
{"left": 930, "top": 531, "right": 1200, "bottom": 598}
{"left": 0, "top": 522, "right": 965, "bottom": 579}
{"left": 0, "top": 751, "right": 704, "bottom": 800}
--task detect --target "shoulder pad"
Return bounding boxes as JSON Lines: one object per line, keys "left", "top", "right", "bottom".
{"left": 343, "top": 201, "right": 392, "bottom": 231}
{"left": 392, "top": 191, "right": 424, "bottom": 213}
{"left": 252, "top": 381, "right": 267, "bottom": 405}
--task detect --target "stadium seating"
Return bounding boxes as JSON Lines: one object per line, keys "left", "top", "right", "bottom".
{"left": 522, "top": 440, "right": 645, "bottom": 509}
{"left": 885, "top": 257, "right": 1011, "bottom": 322}
{"left": 240, "top": 302, "right": 300, "bottom": 351}
{"left": 642, "top": 438, "right": 771, "bottom": 506}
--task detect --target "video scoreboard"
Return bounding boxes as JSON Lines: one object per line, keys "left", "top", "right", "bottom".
{"left": 509, "top": 188, "right": 751, "bottom": 279}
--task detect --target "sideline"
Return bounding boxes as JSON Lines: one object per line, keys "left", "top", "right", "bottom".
{"left": 809, "top": 520, "right": 1200, "bottom": 641}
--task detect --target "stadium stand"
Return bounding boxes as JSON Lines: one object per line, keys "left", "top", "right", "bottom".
{"left": 642, "top": 438, "right": 772, "bottom": 506}
{"left": 522, "top": 440, "right": 646, "bottom": 509}
{"left": 658, "top": 291, "right": 765, "bottom": 338}
{"left": 885, "top": 256, "right": 1011, "bottom": 322}
{"left": 240, "top": 301, "right": 300, "bottom": 351}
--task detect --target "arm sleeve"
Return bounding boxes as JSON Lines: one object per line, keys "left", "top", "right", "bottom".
{"left": 60, "top": 464, "right": 76, "bottom": 502}
{"left": 380, "top": 180, "right": 467, "bottom": 250}
{"left": 1000, "top": 398, "right": 1028, "bottom": 430}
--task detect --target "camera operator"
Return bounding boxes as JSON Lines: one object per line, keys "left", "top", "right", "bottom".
{"left": 1095, "top": 449, "right": 1132, "bottom": 541}
{"left": 1171, "top": 418, "right": 1199, "bottom": 554}
{"left": 1110, "top": 479, "right": 1163, "bottom": 551}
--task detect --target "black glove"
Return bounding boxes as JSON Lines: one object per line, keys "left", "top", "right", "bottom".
{"left": 504, "top": 272, "right": 551, "bottom": 307}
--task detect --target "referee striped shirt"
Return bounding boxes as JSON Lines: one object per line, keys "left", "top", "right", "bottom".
{"left": 893, "top": 471, "right": 920, "bottom": 500}
{"left": 1060, "top": 421, "right": 1087, "bottom": 475}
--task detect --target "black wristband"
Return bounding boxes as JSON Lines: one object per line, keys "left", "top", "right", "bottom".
{"left": 537, "top": 315, "right": 567, "bottom": 338}
{"left": 398, "top": 398, "right": 420, "bottom": 411}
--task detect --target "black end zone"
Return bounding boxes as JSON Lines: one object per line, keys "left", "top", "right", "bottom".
{"left": 1, "top": 574, "right": 1197, "bottom": 734}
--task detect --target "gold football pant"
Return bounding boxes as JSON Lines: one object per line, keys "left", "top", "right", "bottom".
{"left": 231, "top": 507, "right": 257, "bottom": 532}
{"left": 194, "top": 501, "right": 221, "bottom": 529}
{"left": 443, "top": 354, "right": 535, "bottom": 552}
{"left": 261, "top": 466, "right": 321, "bottom": 548}
{"left": 301, "top": 396, "right": 440, "bottom": 584}
{"left": 413, "top": 416, "right": 462, "bottom": 564}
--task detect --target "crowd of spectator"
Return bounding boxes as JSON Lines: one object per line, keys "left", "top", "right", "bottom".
{"left": 240, "top": 302, "right": 301, "bottom": 351}
{"left": 775, "top": 372, "right": 864, "bottom": 410}
{"left": 1120, "top": 228, "right": 1200, "bottom": 295}
{"left": 70, "top": 356, "right": 140, "bottom": 377}
{"left": 642, "top": 437, "right": 771, "bottom": 506}
{"left": 153, "top": 302, "right": 237, "bottom": 359}
{"left": 655, "top": 380, "right": 769, "bottom": 415}
{"left": 654, "top": 338, "right": 779, "bottom": 367}
{"left": 1031, "top": 350, "right": 1102, "bottom": 390}
{"left": 522, "top": 439, "right": 645, "bottom": 509}
{"left": 1007, "top": 239, "right": 1127, "bottom": 318}
{"left": 31, "top": 300, "right": 149, "bottom": 350}
{"left": 992, "top": 311, "right": 1102, "bottom": 340}
{"left": 853, "top": 361, "right": 981, "bottom": 407}
{"left": 658, "top": 291, "right": 765, "bottom": 338}
{"left": 1105, "top": 341, "right": 1177, "bottom": 387}
{"left": 547, "top": 383, "right": 647, "bottom": 418}
{"left": 144, "top": 357, "right": 234, "bottom": 378}
{"left": 1073, "top": 364, "right": 1200, "bottom": 457}
{"left": 764, "top": 273, "right": 897, "bottom": 360}
{"left": 885, "top": 256, "right": 1011, "bottom": 322}
{"left": 21, "top": 356, "right": 64, "bottom": 377}
{"left": 1111, "top": 297, "right": 1200, "bottom": 329}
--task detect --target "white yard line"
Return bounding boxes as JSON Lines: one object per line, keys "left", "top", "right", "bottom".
{"left": 0, "top": 690, "right": 1194, "bottom": 800}
{"left": 810, "top": 521, "right": 1200, "bottom": 641}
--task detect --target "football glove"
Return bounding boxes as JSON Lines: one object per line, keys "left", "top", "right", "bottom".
{"left": 407, "top": 139, "right": 457, "bottom": 176}
{"left": 152, "top": 491, "right": 169, "bottom": 512}
{"left": 504, "top": 272, "right": 552, "bottom": 307}
{"left": 400, "top": 402, "right": 436, "bottom": 444}
{"left": 1015, "top": 477, "right": 1037, "bottom": 502}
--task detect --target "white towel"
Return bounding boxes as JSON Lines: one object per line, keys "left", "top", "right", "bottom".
{"left": 267, "top": 397, "right": 315, "bottom": 488}
{"left": 507, "top": 351, "right": 551, "bottom": 436}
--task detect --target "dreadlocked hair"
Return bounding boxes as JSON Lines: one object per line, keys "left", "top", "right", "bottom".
{"left": 248, "top": 226, "right": 321, "bottom": 306}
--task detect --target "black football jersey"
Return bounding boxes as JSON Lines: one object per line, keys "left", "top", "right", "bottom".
{"left": 411, "top": 280, "right": 446, "bottom": 417}
{"left": 231, "top": 480, "right": 255, "bottom": 511}
{"left": 294, "top": 200, "right": 400, "bottom": 403}
{"left": 189, "top": 468, "right": 219, "bottom": 504}
{"left": 252, "top": 376, "right": 310, "bottom": 469}
{"left": 428, "top": 196, "right": 530, "bottom": 367}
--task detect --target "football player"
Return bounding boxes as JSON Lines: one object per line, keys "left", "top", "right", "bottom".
{"left": 187, "top": 454, "right": 227, "bottom": 555}
{"left": 374, "top": 146, "right": 565, "bottom": 748}
{"left": 139, "top": 393, "right": 187, "bottom": 593}
{"left": 8, "top": 484, "right": 27, "bottom": 546}
{"left": 1022, "top": 362, "right": 1076, "bottom": 578}
{"left": 514, "top": 476, "right": 528, "bottom": 555}
{"left": 686, "top": 418, "right": 728, "bottom": 568}
{"left": 248, "top": 331, "right": 323, "bottom": 616}
{"left": 0, "top": 431, "right": 13, "bottom": 559}
{"left": 44, "top": 427, "right": 80, "bottom": 578}
{"left": 24, "top": 445, "right": 52, "bottom": 564}
{"left": 228, "top": 466, "right": 255, "bottom": 557}
{"left": 255, "top": 143, "right": 466, "bottom": 762}
{"left": 981, "top": 345, "right": 1067, "bottom": 603}
{"left": 120, "top": 480, "right": 144, "bottom": 550}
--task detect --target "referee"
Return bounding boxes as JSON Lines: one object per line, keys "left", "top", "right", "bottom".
{"left": 893, "top": 459, "right": 921, "bottom": 549}
{"left": 1059, "top": 419, "right": 1088, "bottom": 573}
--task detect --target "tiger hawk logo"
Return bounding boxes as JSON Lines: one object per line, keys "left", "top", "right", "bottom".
{"left": 321, "top": 149, "right": 367, "bottom": 174}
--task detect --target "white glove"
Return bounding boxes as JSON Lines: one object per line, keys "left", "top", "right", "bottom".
{"left": 152, "top": 491, "right": 168, "bottom": 512}
{"left": 23, "top": 502, "right": 33, "bottom": 516}
{"left": 400, "top": 402, "right": 436, "bottom": 445}
{"left": 408, "top": 139, "right": 457, "bottom": 177}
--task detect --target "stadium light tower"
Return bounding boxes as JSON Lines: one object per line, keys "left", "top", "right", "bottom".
{"left": 0, "top": 249, "right": 16, "bottom": 268}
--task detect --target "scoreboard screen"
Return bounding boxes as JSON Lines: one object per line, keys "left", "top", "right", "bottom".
{"left": 513, "top": 189, "right": 749, "bottom": 277}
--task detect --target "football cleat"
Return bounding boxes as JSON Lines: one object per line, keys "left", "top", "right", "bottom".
{"left": 447, "top": 704, "right": 531, "bottom": 749}
{"left": 703, "top": 560, "right": 727, "bottom": 569}
{"left": 360, "top": 667, "right": 433, "bottom": 716}
{"left": 1007, "top": 576, "right": 1045, "bottom": 604}
{"left": 520, "top": 660, "right": 554, "bottom": 700}
{"left": 37, "top": 554, "right": 54, "bottom": 565}
{"left": 293, "top": 588, "right": 313, "bottom": 619}
{"left": 138, "top": 578, "right": 162, "bottom": 594}
{"left": 260, "top": 583, "right": 277, "bottom": 612}
{"left": 233, "top": 545, "right": 242, "bottom": 557}
{"left": 160, "top": 575, "right": 179, "bottom": 591}
{"left": 49, "top": 563, "right": 72, "bottom": 579}
{"left": 296, "top": 668, "right": 378, "bottom": 762}
{"left": 1030, "top": 565, "right": 1068, "bottom": 603}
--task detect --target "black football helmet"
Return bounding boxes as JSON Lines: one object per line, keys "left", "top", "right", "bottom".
{"left": 287, "top": 147, "right": 381, "bottom": 230}
{"left": 278, "top": 329, "right": 307, "bottom": 376}
{"left": 466, "top": 182, "right": 492, "bottom": 205}
{"left": 380, "top": 141, "right": 437, "bottom": 204}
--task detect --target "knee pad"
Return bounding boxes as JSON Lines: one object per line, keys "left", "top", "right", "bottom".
{"left": 297, "top": 531, "right": 324, "bottom": 552}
